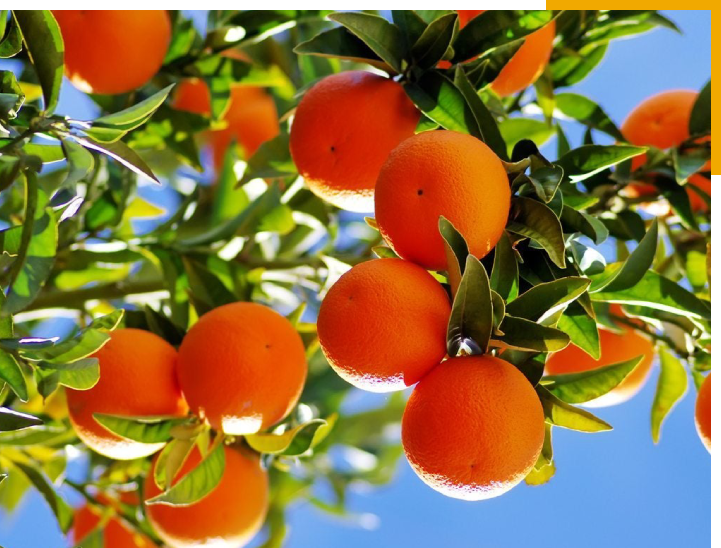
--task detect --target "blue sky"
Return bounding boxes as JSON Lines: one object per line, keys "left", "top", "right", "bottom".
{"left": 0, "top": 10, "right": 711, "bottom": 548}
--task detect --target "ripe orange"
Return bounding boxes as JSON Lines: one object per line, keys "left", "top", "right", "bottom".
{"left": 375, "top": 130, "right": 510, "bottom": 271}
{"left": 53, "top": 11, "right": 170, "bottom": 95}
{"left": 402, "top": 355, "right": 545, "bottom": 500}
{"left": 177, "top": 302, "right": 307, "bottom": 435}
{"left": 66, "top": 329, "right": 188, "bottom": 460}
{"left": 73, "top": 493, "right": 153, "bottom": 548}
{"left": 289, "top": 71, "right": 420, "bottom": 212}
{"left": 441, "top": 11, "right": 555, "bottom": 97}
{"left": 317, "top": 258, "right": 451, "bottom": 392}
{"left": 695, "top": 374, "right": 711, "bottom": 452}
{"left": 144, "top": 445, "right": 269, "bottom": 548}
{"left": 545, "top": 327, "right": 655, "bottom": 407}
{"left": 174, "top": 80, "right": 280, "bottom": 169}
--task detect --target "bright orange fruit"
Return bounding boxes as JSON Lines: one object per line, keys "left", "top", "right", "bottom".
{"left": 73, "top": 492, "right": 153, "bottom": 548}
{"left": 545, "top": 327, "right": 654, "bottom": 407}
{"left": 177, "top": 302, "right": 307, "bottom": 435}
{"left": 53, "top": 11, "right": 171, "bottom": 94}
{"left": 66, "top": 329, "right": 188, "bottom": 460}
{"left": 289, "top": 71, "right": 420, "bottom": 212}
{"left": 317, "top": 258, "right": 451, "bottom": 392}
{"left": 144, "top": 445, "right": 269, "bottom": 548}
{"left": 402, "top": 355, "right": 545, "bottom": 500}
{"left": 375, "top": 130, "right": 510, "bottom": 271}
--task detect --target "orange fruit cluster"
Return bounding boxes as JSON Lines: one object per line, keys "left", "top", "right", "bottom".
{"left": 621, "top": 90, "right": 711, "bottom": 212}
{"left": 318, "top": 260, "right": 544, "bottom": 500}
{"left": 54, "top": 11, "right": 171, "bottom": 95}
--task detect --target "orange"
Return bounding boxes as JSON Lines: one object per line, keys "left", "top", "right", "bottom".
{"left": 174, "top": 80, "right": 280, "bottom": 169}
{"left": 695, "top": 374, "right": 711, "bottom": 452}
{"left": 144, "top": 445, "right": 268, "bottom": 548}
{"left": 545, "top": 327, "right": 655, "bottom": 407}
{"left": 317, "top": 258, "right": 451, "bottom": 392}
{"left": 73, "top": 493, "right": 153, "bottom": 548}
{"left": 441, "top": 11, "right": 555, "bottom": 97}
{"left": 177, "top": 302, "right": 307, "bottom": 435}
{"left": 66, "top": 329, "right": 188, "bottom": 460}
{"left": 289, "top": 71, "right": 420, "bottom": 212}
{"left": 53, "top": 11, "right": 170, "bottom": 95}
{"left": 375, "top": 130, "right": 510, "bottom": 271}
{"left": 686, "top": 173, "right": 711, "bottom": 212}
{"left": 402, "top": 355, "right": 545, "bottom": 500}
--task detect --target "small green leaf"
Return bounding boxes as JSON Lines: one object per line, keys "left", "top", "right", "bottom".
{"left": 651, "top": 346, "right": 688, "bottom": 443}
{"left": 146, "top": 440, "right": 225, "bottom": 507}
{"left": 537, "top": 386, "right": 612, "bottom": 433}
{"left": 439, "top": 216, "right": 469, "bottom": 297}
{"left": 542, "top": 355, "right": 643, "bottom": 404}
{"left": 490, "top": 232, "right": 519, "bottom": 301}
{"left": 0, "top": 407, "right": 43, "bottom": 431}
{"left": 328, "top": 12, "right": 405, "bottom": 73}
{"left": 507, "top": 196, "right": 566, "bottom": 268}
{"left": 557, "top": 145, "right": 646, "bottom": 182}
{"left": 0, "top": 16, "right": 23, "bottom": 58}
{"left": 245, "top": 418, "right": 329, "bottom": 456}
{"left": 689, "top": 80, "right": 710, "bottom": 135}
{"left": 525, "top": 423, "right": 554, "bottom": 485}
{"left": 293, "top": 26, "right": 393, "bottom": 73}
{"left": 403, "top": 72, "right": 474, "bottom": 135}
{"left": 500, "top": 119, "right": 555, "bottom": 157}
{"left": 557, "top": 302, "right": 600, "bottom": 359}
{"left": 13, "top": 11, "right": 64, "bottom": 114}
{"left": 410, "top": 13, "right": 456, "bottom": 70}
{"left": 560, "top": 206, "right": 609, "bottom": 244}
{"left": 73, "top": 136, "right": 159, "bottom": 184}
{"left": 60, "top": 138, "right": 95, "bottom": 187}
{"left": 446, "top": 255, "right": 493, "bottom": 355}
{"left": 555, "top": 93, "right": 624, "bottom": 141}
{"left": 92, "top": 85, "right": 174, "bottom": 129}
{"left": 0, "top": 352, "right": 28, "bottom": 402}
{"left": 494, "top": 315, "right": 570, "bottom": 353}
{"left": 505, "top": 277, "right": 590, "bottom": 324}
{"left": 12, "top": 460, "right": 73, "bottom": 532}
{"left": 93, "top": 413, "right": 187, "bottom": 444}
{"left": 392, "top": 10, "right": 427, "bottom": 49}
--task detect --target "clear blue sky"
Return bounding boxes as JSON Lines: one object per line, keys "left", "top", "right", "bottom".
{"left": 0, "top": 10, "right": 710, "bottom": 548}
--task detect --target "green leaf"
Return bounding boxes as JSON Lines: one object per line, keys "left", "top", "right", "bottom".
{"left": 542, "top": 355, "right": 643, "bottom": 404}
{"left": 525, "top": 423, "right": 555, "bottom": 485}
{"left": 555, "top": 93, "right": 624, "bottom": 141}
{"left": 13, "top": 11, "right": 63, "bottom": 114}
{"left": 490, "top": 231, "right": 519, "bottom": 301}
{"left": 239, "top": 133, "right": 296, "bottom": 185}
{"left": 12, "top": 460, "right": 73, "bottom": 532}
{"left": 39, "top": 358, "right": 100, "bottom": 391}
{"left": 182, "top": 257, "right": 237, "bottom": 313}
{"left": 592, "top": 270, "right": 711, "bottom": 320}
{"left": 589, "top": 219, "right": 658, "bottom": 293}
{"left": 560, "top": 206, "right": 609, "bottom": 245}
{"left": 0, "top": 70, "right": 24, "bottom": 119}
{"left": 392, "top": 10, "right": 427, "bottom": 50}
{"left": 60, "top": 138, "right": 95, "bottom": 187}
{"left": 92, "top": 85, "right": 174, "bottom": 130}
{"left": 651, "top": 346, "right": 688, "bottom": 443}
{"left": 146, "top": 440, "right": 225, "bottom": 507}
{"left": 410, "top": 13, "right": 456, "bottom": 70}
{"left": 0, "top": 16, "right": 23, "bottom": 58}
{"left": 93, "top": 414, "right": 186, "bottom": 444}
{"left": 3, "top": 179, "right": 58, "bottom": 314}
{"left": 552, "top": 44, "right": 607, "bottom": 87}
{"left": 246, "top": 418, "right": 330, "bottom": 456}
{"left": 557, "top": 302, "right": 600, "bottom": 359}
{"left": 403, "top": 71, "right": 475, "bottom": 135}
{"left": 439, "top": 216, "right": 469, "bottom": 297}
{"left": 0, "top": 407, "right": 42, "bottom": 431}
{"left": 293, "top": 27, "right": 393, "bottom": 73}
{"left": 0, "top": 352, "right": 28, "bottom": 402}
{"left": 328, "top": 12, "right": 405, "bottom": 73}
{"left": 453, "top": 66, "right": 507, "bottom": 159}
{"left": 453, "top": 10, "right": 554, "bottom": 62}
{"left": 446, "top": 255, "right": 493, "bottom": 355}
{"left": 499, "top": 119, "right": 555, "bottom": 157}
{"left": 507, "top": 196, "right": 566, "bottom": 268}
{"left": 73, "top": 136, "right": 159, "bottom": 184}
{"left": 556, "top": 145, "right": 646, "bottom": 182}
{"left": 494, "top": 315, "right": 570, "bottom": 353}
{"left": 505, "top": 277, "right": 590, "bottom": 324}
{"left": 537, "top": 386, "right": 612, "bottom": 433}
{"left": 689, "top": 80, "right": 710, "bottom": 136}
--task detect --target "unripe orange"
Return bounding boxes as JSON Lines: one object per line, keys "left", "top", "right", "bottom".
{"left": 317, "top": 258, "right": 451, "bottom": 392}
